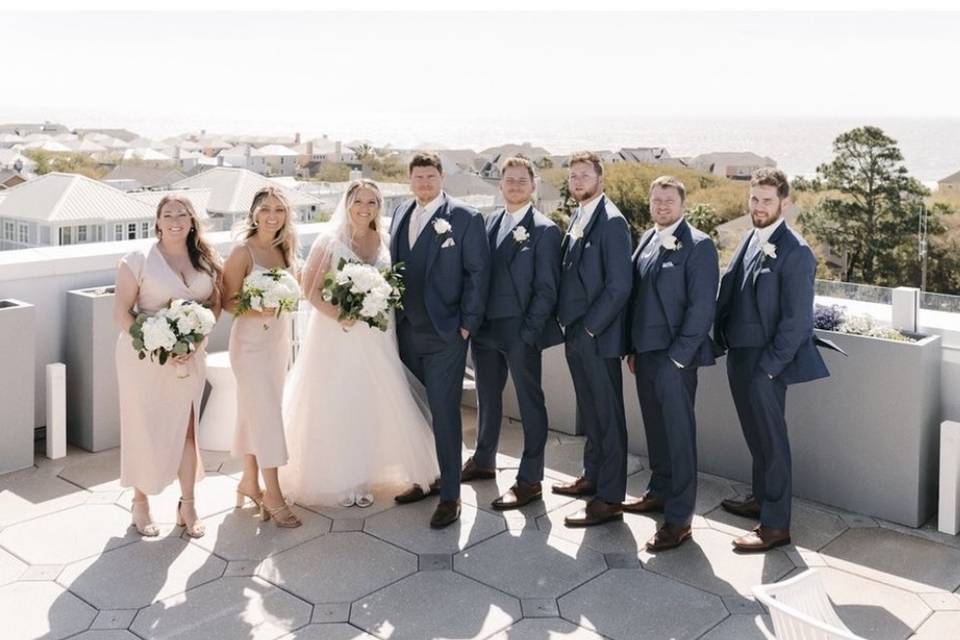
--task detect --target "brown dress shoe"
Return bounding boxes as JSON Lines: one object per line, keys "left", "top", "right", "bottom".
{"left": 394, "top": 479, "right": 440, "bottom": 504}
{"left": 733, "top": 525, "right": 791, "bottom": 552}
{"left": 623, "top": 491, "right": 665, "bottom": 514}
{"left": 460, "top": 457, "right": 496, "bottom": 482}
{"left": 721, "top": 495, "right": 762, "bottom": 519}
{"left": 551, "top": 476, "right": 597, "bottom": 497}
{"left": 430, "top": 499, "right": 461, "bottom": 528}
{"left": 491, "top": 481, "right": 542, "bottom": 511}
{"left": 564, "top": 498, "right": 624, "bottom": 527}
{"left": 646, "top": 524, "right": 692, "bottom": 551}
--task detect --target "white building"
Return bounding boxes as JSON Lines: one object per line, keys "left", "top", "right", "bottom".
{"left": 254, "top": 144, "right": 300, "bottom": 177}
{"left": 690, "top": 152, "right": 777, "bottom": 180}
{"left": 0, "top": 173, "right": 170, "bottom": 250}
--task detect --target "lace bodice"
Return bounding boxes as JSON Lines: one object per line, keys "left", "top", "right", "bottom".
{"left": 329, "top": 237, "right": 390, "bottom": 269}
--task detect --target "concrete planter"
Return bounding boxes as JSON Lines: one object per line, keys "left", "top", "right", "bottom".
{"left": 0, "top": 299, "right": 36, "bottom": 474}
{"left": 689, "top": 329, "right": 942, "bottom": 527}
{"left": 65, "top": 286, "right": 120, "bottom": 452}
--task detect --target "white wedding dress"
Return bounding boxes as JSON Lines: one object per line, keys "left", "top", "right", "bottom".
{"left": 280, "top": 210, "right": 439, "bottom": 507}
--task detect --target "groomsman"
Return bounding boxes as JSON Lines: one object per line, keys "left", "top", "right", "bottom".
{"left": 625, "top": 176, "right": 719, "bottom": 551}
{"left": 716, "top": 168, "right": 832, "bottom": 552}
{"left": 464, "top": 157, "right": 564, "bottom": 510}
{"left": 389, "top": 151, "right": 491, "bottom": 528}
{"left": 553, "top": 151, "right": 633, "bottom": 528}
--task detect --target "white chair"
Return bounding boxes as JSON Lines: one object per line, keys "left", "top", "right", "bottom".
{"left": 752, "top": 569, "right": 866, "bottom": 640}
{"left": 198, "top": 350, "right": 236, "bottom": 452}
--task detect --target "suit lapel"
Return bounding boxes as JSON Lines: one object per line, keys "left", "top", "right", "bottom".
{"left": 501, "top": 205, "right": 533, "bottom": 265}
{"left": 424, "top": 197, "right": 450, "bottom": 275}
{"left": 753, "top": 220, "right": 788, "bottom": 288}
{"left": 654, "top": 219, "right": 691, "bottom": 308}
{"left": 390, "top": 200, "right": 416, "bottom": 259}
{"left": 567, "top": 195, "right": 605, "bottom": 268}
{"left": 488, "top": 209, "right": 506, "bottom": 248}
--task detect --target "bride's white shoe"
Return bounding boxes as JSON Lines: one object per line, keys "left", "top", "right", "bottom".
{"left": 356, "top": 493, "right": 375, "bottom": 508}
{"left": 339, "top": 493, "right": 356, "bottom": 507}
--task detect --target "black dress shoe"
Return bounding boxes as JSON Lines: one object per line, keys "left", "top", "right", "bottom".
{"left": 646, "top": 524, "right": 692, "bottom": 551}
{"left": 564, "top": 498, "right": 624, "bottom": 527}
{"left": 491, "top": 481, "right": 542, "bottom": 511}
{"left": 721, "top": 495, "right": 762, "bottom": 519}
{"left": 623, "top": 491, "right": 665, "bottom": 514}
{"left": 430, "top": 500, "right": 461, "bottom": 528}
{"left": 460, "top": 457, "right": 496, "bottom": 482}
{"left": 394, "top": 479, "right": 440, "bottom": 504}
{"left": 551, "top": 476, "right": 597, "bottom": 497}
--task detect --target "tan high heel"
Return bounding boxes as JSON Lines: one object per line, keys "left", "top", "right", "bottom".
{"left": 176, "top": 497, "right": 206, "bottom": 538}
{"left": 131, "top": 499, "right": 159, "bottom": 537}
{"left": 263, "top": 499, "right": 302, "bottom": 528}
{"left": 236, "top": 489, "right": 268, "bottom": 521}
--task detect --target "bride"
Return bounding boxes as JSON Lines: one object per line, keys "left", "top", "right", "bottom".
{"left": 281, "top": 179, "right": 440, "bottom": 508}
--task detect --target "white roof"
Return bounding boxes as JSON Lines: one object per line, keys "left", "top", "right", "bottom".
{"left": 172, "top": 167, "right": 321, "bottom": 214}
{"left": 255, "top": 144, "right": 300, "bottom": 157}
{"left": 123, "top": 148, "right": 173, "bottom": 162}
{"left": 128, "top": 188, "right": 211, "bottom": 221}
{"left": 70, "top": 139, "right": 108, "bottom": 153}
{"left": 26, "top": 140, "right": 72, "bottom": 153}
{"left": 0, "top": 133, "right": 25, "bottom": 144}
{"left": 0, "top": 173, "right": 154, "bottom": 223}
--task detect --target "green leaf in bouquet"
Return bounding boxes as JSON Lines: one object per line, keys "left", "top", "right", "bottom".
{"left": 132, "top": 338, "right": 144, "bottom": 351}
{"left": 172, "top": 341, "right": 189, "bottom": 356}
{"left": 158, "top": 351, "right": 169, "bottom": 365}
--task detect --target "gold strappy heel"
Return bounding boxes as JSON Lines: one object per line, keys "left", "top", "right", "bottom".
{"left": 176, "top": 497, "right": 206, "bottom": 538}
{"left": 131, "top": 499, "right": 160, "bottom": 537}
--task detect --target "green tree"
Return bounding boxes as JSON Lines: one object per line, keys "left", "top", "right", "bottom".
{"left": 685, "top": 203, "right": 723, "bottom": 240}
{"left": 311, "top": 162, "right": 350, "bottom": 182}
{"left": 24, "top": 149, "right": 108, "bottom": 179}
{"left": 798, "top": 126, "right": 941, "bottom": 285}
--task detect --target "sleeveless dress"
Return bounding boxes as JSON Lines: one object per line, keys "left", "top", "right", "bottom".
{"left": 229, "top": 247, "right": 292, "bottom": 469}
{"left": 280, "top": 236, "right": 440, "bottom": 506}
{"left": 115, "top": 243, "right": 215, "bottom": 495}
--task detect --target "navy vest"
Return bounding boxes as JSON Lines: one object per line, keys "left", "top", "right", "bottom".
{"left": 631, "top": 260, "right": 672, "bottom": 353}
{"left": 485, "top": 247, "right": 523, "bottom": 320}
{"left": 395, "top": 212, "right": 432, "bottom": 329}
{"left": 723, "top": 256, "right": 766, "bottom": 348}
{"left": 557, "top": 246, "right": 587, "bottom": 328}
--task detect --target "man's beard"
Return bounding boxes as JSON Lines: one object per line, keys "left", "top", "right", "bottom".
{"left": 752, "top": 203, "right": 782, "bottom": 229}
{"left": 575, "top": 184, "right": 600, "bottom": 203}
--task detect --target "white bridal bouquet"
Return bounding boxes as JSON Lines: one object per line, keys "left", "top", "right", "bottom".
{"left": 234, "top": 267, "right": 302, "bottom": 328}
{"left": 321, "top": 258, "right": 404, "bottom": 331}
{"left": 129, "top": 299, "right": 217, "bottom": 377}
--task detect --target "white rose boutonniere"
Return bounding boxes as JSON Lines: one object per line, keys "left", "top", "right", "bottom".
{"left": 512, "top": 226, "right": 530, "bottom": 244}
{"left": 433, "top": 218, "right": 452, "bottom": 235}
{"left": 568, "top": 222, "right": 585, "bottom": 241}
{"left": 660, "top": 234, "right": 681, "bottom": 251}
{"left": 761, "top": 242, "right": 777, "bottom": 260}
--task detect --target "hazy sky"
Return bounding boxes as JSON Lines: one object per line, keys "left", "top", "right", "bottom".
{"left": 2, "top": 11, "right": 958, "bottom": 137}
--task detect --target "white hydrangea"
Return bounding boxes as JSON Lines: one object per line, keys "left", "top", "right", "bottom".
{"left": 141, "top": 315, "right": 177, "bottom": 352}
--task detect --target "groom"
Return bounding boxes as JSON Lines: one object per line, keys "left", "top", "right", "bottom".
{"left": 390, "top": 151, "right": 491, "bottom": 528}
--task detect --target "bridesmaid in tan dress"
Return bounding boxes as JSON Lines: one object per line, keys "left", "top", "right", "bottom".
{"left": 222, "top": 186, "right": 301, "bottom": 528}
{"left": 114, "top": 195, "right": 222, "bottom": 538}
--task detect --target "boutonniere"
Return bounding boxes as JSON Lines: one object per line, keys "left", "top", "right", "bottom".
{"left": 660, "top": 234, "right": 681, "bottom": 251}
{"left": 432, "top": 218, "right": 452, "bottom": 235}
{"left": 761, "top": 242, "right": 777, "bottom": 260}
{"left": 512, "top": 226, "right": 530, "bottom": 244}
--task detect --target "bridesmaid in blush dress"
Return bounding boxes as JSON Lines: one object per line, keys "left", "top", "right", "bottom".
{"left": 114, "top": 195, "right": 222, "bottom": 538}
{"left": 223, "top": 186, "right": 302, "bottom": 528}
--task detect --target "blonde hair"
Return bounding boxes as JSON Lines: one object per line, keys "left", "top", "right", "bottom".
{"left": 344, "top": 179, "right": 384, "bottom": 234}
{"left": 237, "top": 186, "right": 300, "bottom": 269}
{"left": 155, "top": 195, "right": 222, "bottom": 279}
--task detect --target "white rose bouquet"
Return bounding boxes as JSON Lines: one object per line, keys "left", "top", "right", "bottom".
{"left": 321, "top": 257, "right": 404, "bottom": 331}
{"left": 129, "top": 299, "right": 216, "bottom": 378}
{"left": 234, "top": 267, "right": 301, "bottom": 329}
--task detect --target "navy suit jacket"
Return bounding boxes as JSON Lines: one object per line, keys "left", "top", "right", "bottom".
{"left": 560, "top": 195, "right": 633, "bottom": 358}
{"left": 389, "top": 196, "right": 491, "bottom": 340}
{"left": 715, "top": 222, "right": 830, "bottom": 385}
{"left": 628, "top": 219, "right": 720, "bottom": 368}
{"left": 485, "top": 205, "right": 564, "bottom": 349}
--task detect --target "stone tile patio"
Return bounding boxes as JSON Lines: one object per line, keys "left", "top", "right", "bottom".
{"left": 2, "top": 408, "right": 959, "bottom": 639}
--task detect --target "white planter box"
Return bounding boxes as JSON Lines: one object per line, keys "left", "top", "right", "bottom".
{"left": 65, "top": 286, "right": 120, "bottom": 452}
{"left": 0, "top": 299, "right": 36, "bottom": 474}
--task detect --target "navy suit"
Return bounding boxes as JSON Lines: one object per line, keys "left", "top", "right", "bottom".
{"left": 715, "top": 221, "right": 829, "bottom": 529}
{"left": 390, "top": 195, "right": 491, "bottom": 502}
{"left": 557, "top": 195, "right": 633, "bottom": 503}
{"left": 472, "top": 205, "right": 563, "bottom": 483}
{"left": 628, "top": 219, "right": 719, "bottom": 526}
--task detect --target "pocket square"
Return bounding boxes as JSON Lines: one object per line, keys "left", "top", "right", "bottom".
{"left": 759, "top": 267, "right": 772, "bottom": 274}
{"left": 441, "top": 238, "right": 456, "bottom": 249}
{"left": 585, "top": 241, "right": 592, "bottom": 248}
{"left": 662, "top": 261, "right": 675, "bottom": 269}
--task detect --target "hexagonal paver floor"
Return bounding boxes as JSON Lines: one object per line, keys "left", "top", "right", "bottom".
{"left": 130, "top": 576, "right": 312, "bottom": 639}
{"left": 55, "top": 447, "right": 124, "bottom": 491}
{"left": 558, "top": 569, "right": 728, "bottom": 640}
{"left": 0, "top": 466, "right": 89, "bottom": 528}
{"left": 278, "top": 623, "right": 379, "bottom": 639}
{"left": 705, "top": 499, "right": 850, "bottom": 551}
{"left": 364, "top": 498, "right": 506, "bottom": 554}
{"left": 114, "top": 472, "right": 242, "bottom": 523}
{"left": 626, "top": 469, "right": 738, "bottom": 516}
{"left": 455, "top": 529, "right": 605, "bottom": 599}
{"left": 459, "top": 470, "right": 577, "bottom": 519}
{"left": 639, "top": 528, "right": 795, "bottom": 596}
{"left": 0, "top": 580, "right": 97, "bottom": 640}
{"left": 351, "top": 570, "right": 521, "bottom": 640}
{"left": 0, "top": 504, "right": 139, "bottom": 565}
{"left": 257, "top": 531, "right": 417, "bottom": 604}
{"left": 817, "top": 567, "right": 932, "bottom": 640}
{"left": 820, "top": 527, "right": 960, "bottom": 593}
{"left": 57, "top": 537, "right": 226, "bottom": 609}
{"left": 912, "top": 611, "right": 960, "bottom": 639}
{"left": 69, "top": 632, "right": 141, "bottom": 640}
{"left": 484, "top": 617, "right": 607, "bottom": 639}
{"left": 536, "top": 500, "right": 653, "bottom": 555}
{"left": 186, "top": 504, "right": 331, "bottom": 561}
{"left": 699, "top": 614, "right": 772, "bottom": 640}
{"left": 0, "top": 546, "right": 26, "bottom": 585}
